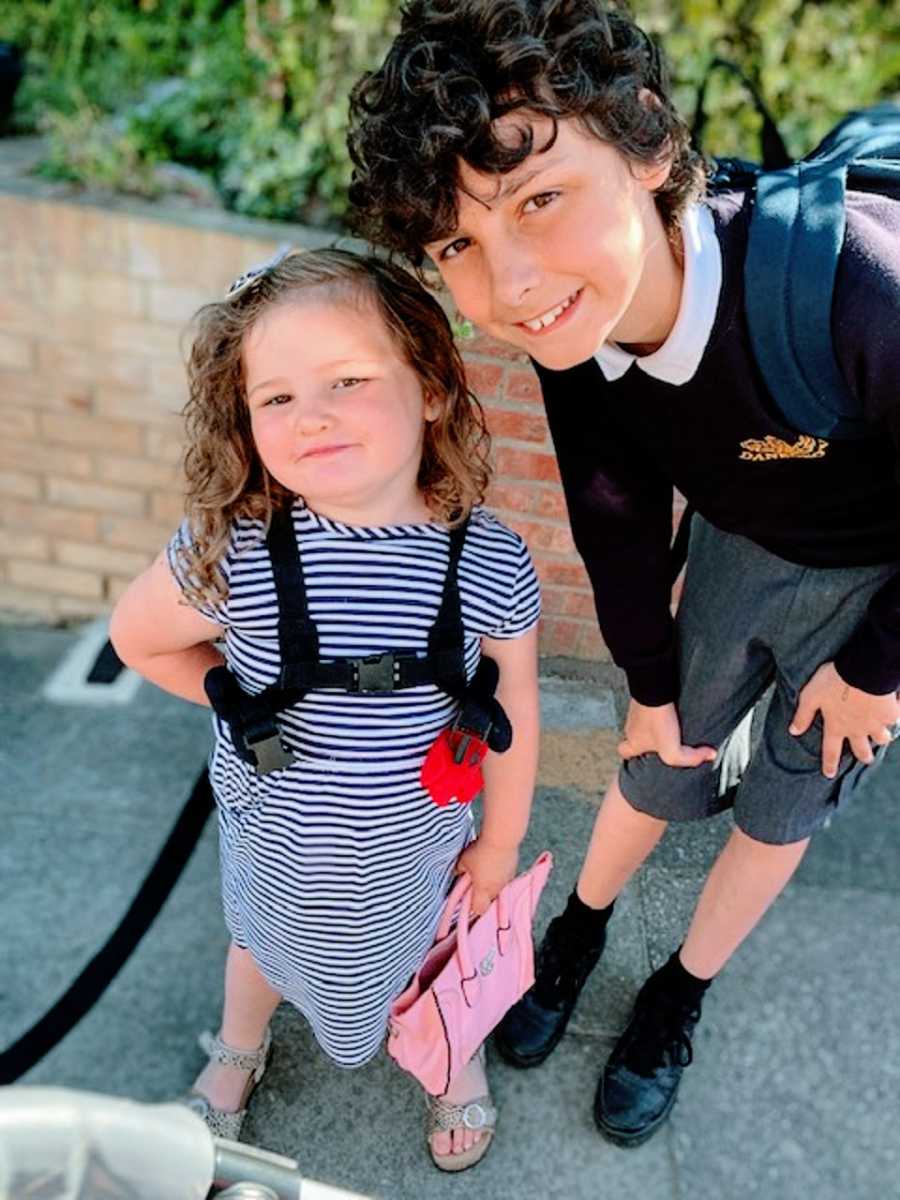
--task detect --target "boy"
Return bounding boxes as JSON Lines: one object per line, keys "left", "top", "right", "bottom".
{"left": 348, "top": 0, "right": 900, "bottom": 1147}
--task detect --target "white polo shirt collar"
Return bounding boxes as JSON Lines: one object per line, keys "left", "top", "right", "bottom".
{"left": 594, "top": 203, "right": 722, "bottom": 385}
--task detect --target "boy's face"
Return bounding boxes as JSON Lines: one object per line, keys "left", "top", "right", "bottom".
{"left": 425, "top": 115, "right": 677, "bottom": 370}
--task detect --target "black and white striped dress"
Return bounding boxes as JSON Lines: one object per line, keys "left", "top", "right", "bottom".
{"left": 168, "top": 501, "right": 540, "bottom": 1068}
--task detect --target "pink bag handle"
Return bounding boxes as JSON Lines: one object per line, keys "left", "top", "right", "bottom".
{"left": 435, "top": 873, "right": 515, "bottom": 1007}
{"left": 435, "top": 872, "right": 472, "bottom": 942}
{"left": 435, "top": 872, "right": 511, "bottom": 947}
{"left": 433, "top": 852, "right": 555, "bottom": 1002}
{"left": 455, "top": 880, "right": 512, "bottom": 1008}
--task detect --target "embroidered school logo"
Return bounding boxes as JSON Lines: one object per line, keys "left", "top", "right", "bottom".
{"left": 479, "top": 948, "right": 496, "bottom": 977}
{"left": 739, "top": 434, "right": 829, "bottom": 462}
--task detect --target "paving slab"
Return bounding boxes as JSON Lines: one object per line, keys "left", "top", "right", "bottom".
{"left": 539, "top": 676, "right": 618, "bottom": 731}
{"left": 4, "top": 626, "right": 216, "bottom": 1048}
{"left": 641, "top": 809, "right": 735, "bottom": 877}
{"left": 4, "top": 626, "right": 212, "bottom": 813}
{"left": 19, "top": 827, "right": 229, "bottom": 1102}
{"left": 639, "top": 867, "right": 900, "bottom": 1200}
{"left": 244, "top": 1019, "right": 677, "bottom": 1200}
{"left": 792, "top": 750, "right": 900, "bottom": 895}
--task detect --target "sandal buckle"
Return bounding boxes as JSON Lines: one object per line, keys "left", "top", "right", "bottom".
{"left": 462, "top": 1102, "right": 487, "bottom": 1130}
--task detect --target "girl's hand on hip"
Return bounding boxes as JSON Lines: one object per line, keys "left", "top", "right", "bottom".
{"left": 618, "top": 700, "right": 717, "bottom": 768}
{"left": 789, "top": 660, "right": 900, "bottom": 778}
{"left": 455, "top": 838, "right": 519, "bottom": 916}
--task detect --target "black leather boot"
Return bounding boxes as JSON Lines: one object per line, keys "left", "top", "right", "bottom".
{"left": 493, "top": 913, "right": 607, "bottom": 1068}
{"left": 594, "top": 965, "right": 704, "bottom": 1147}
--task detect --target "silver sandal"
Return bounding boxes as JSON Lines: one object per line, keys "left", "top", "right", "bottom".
{"left": 426, "top": 1051, "right": 496, "bottom": 1173}
{"left": 181, "top": 1027, "right": 272, "bottom": 1140}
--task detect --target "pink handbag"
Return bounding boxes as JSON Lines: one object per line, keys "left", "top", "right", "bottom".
{"left": 387, "top": 851, "right": 553, "bottom": 1096}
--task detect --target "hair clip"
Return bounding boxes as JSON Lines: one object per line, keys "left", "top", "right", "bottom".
{"left": 225, "top": 243, "right": 295, "bottom": 300}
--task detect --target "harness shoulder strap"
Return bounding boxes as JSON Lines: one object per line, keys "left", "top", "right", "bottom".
{"left": 266, "top": 503, "right": 320, "bottom": 671}
{"left": 426, "top": 518, "right": 469, "bottom": 696}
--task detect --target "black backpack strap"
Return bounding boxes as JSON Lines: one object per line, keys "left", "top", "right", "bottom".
{"left": 744, "top": 159, "right": 863, "bottom": 439}
{"left": 429, "top": 518, "right": 512, "bottom": 756}
{"left": 743, "top": 106, "right": 900, "bottom": 441}
{"left": 263, "top": 508, "right": 468, "bottom": 697}
{"left": 455, "top": 655, "right": 512, "bottom": 754}
{"left": 692, "top": 58, "right": 791, "bottom": 170}
{"left": 691, "top": 57, "right": 864, "bottom": 438}
{"left": 204, "top": 664, "right": 294, "bottom": 773}
{"left": 267, "top": 507, "right": 412, "bottom": 692}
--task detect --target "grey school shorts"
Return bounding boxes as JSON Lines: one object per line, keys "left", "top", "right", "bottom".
{"left": 619, "top": 516, "right": 900, "bottom": 845}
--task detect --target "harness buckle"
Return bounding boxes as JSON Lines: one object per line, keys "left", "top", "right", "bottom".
{"left": 246, "top": 730, "right": 295, "bottom": 774}
{"left": 353, "top": 653, "right": 398, "bottom": 693}
{"left": 452, "top": 707, "right": 492, "bottom": 754}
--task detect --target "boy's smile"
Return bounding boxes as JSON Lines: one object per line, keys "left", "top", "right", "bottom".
{"left": 426, "top": 116, "right": 683, "bottom": 370}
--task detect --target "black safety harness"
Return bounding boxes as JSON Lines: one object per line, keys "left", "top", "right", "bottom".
{"left": 204, "top": 507, "right": 512, "bottom": 774}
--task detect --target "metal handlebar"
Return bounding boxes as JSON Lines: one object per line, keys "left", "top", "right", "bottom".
{"left": 0, "top": 1087, "right": 369, "bottom": 1200}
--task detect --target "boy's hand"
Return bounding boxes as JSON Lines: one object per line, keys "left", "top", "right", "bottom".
{"left": 455, "top": 838, "right": 519, "bottom": 916}
{"left": 790, "top": 661, "right": 900, "bottom": 778}
{"left": 618, "top": 700, "right": 717, "bottom": 768}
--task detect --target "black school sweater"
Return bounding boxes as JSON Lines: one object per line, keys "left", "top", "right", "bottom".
{"left": 535, "top": 188, "right": 900, "bottom": 705}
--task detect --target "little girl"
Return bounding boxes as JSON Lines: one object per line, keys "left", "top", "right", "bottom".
{"left": 110, "top": 247, "right": 541, "bottom": 1172}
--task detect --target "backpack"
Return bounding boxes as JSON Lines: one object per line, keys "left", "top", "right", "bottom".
{"left": 695, "top": 59, "right": 900, "bottom": 441}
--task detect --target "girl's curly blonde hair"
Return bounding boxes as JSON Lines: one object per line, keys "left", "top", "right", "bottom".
{"left": 179, "top": 247, "right": 491, "bottom": 607}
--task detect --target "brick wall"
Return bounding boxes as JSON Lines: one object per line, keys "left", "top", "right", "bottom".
{"left": 0, "top": 184, "right": 607, "bottom": 661}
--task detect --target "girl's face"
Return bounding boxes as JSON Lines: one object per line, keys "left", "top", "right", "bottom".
{"left": 243, "top": 294, "right": 439, "bottom": 525}
{"left": 424, "top": 115, "right": 680, "bottom": 370}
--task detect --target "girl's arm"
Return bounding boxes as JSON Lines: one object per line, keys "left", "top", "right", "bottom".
{"left": 109, "top": 551, "right": 226, "bottom": 706}
{"left": 456, "top": 624, "right": 540, "bottom": 914}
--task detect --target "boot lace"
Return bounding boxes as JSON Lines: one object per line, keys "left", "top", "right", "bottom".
{"left": 616, "top": 990, "right": 700, "bottom": 1078}
{"left": 532, "top": 919, "right": 604, "bottom": 1009}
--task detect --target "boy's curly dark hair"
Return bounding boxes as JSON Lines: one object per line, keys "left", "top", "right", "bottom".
{"left": 348, "top": 0, "right": 705, "bottom": 264}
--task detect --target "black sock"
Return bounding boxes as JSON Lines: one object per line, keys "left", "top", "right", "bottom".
{"left": 651, "top": 948, "right": 713, "bottom": 1005}
{"left": 556, "top": 888, "right": 614, "bottom": 948}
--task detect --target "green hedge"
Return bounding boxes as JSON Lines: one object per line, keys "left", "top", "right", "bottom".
{"left": 644, "top": 0, "right": 900, "bottom": 162}
{"left": 3, "top": 0, "right": 898, "bottom": 226}
{"left": 2, "top": 0, "right": 398, "bottom": 223}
